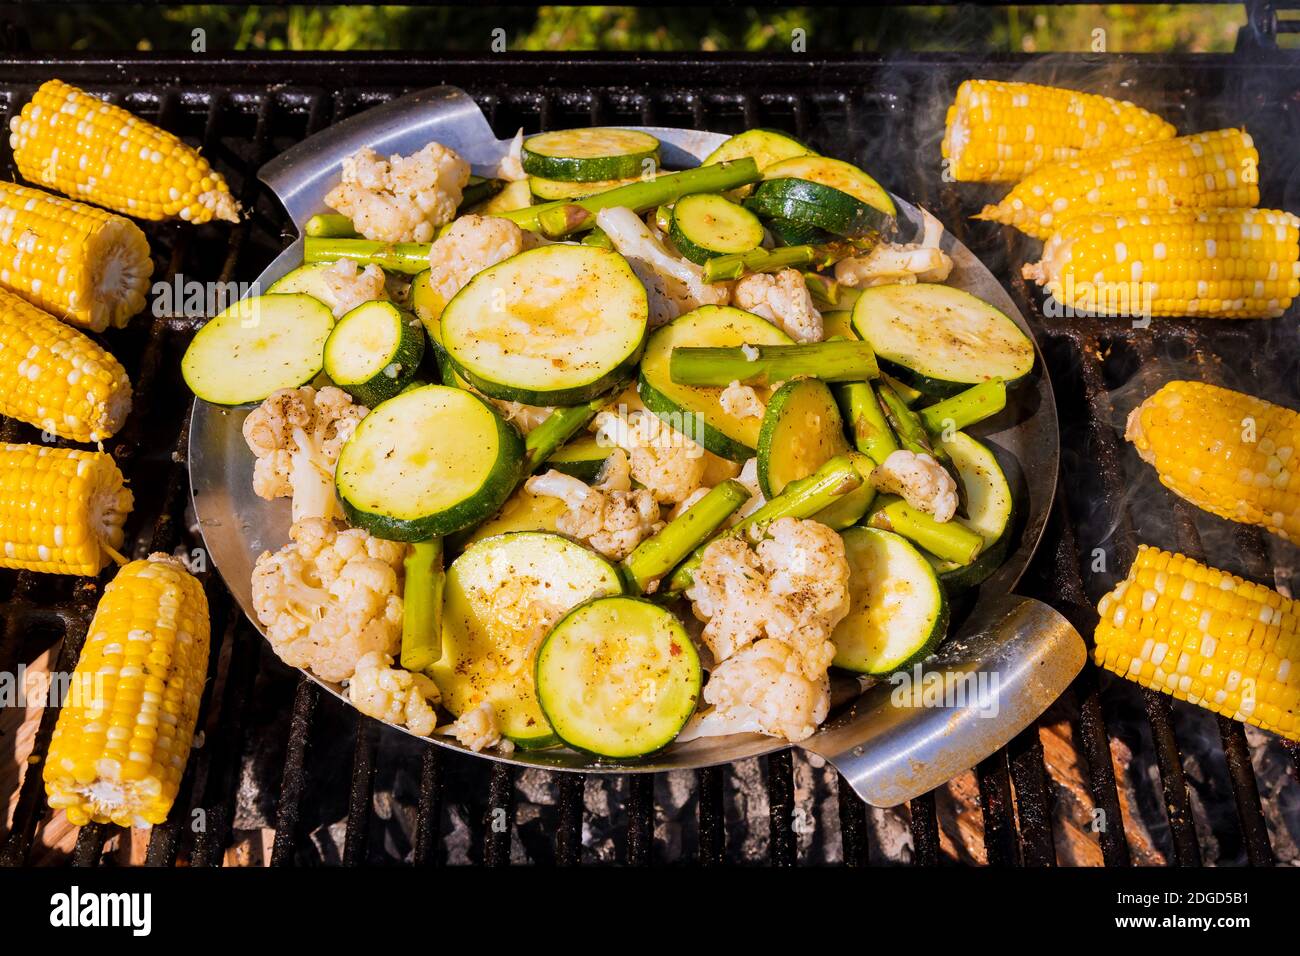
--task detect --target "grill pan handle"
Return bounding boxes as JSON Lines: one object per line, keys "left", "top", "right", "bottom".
{"left": 798, "top": 593, "right": 1086, "bottom": 808}
{"left": 259, "top": 85, "right": 505, "bottom": 229}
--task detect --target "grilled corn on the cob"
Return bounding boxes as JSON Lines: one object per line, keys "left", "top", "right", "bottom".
{"left": 0, "top": 443, "right": 132, "bottom": 575}
{"left": 1095, "top": 546, "right": 1298, "bottom": 742}
{"left": 977, "top": 129, "right": 1259, "bottom": 240}
{"left": 1022, "top": 208, "right": 1300, "bottom": 319}
{"left": 941, "top": 79, "right": 1176, "bottom": 183}
{"left": 1127, "top": 381, "right": 1299, "bottom": 542}
{"left": 0, "top": 181, "right": 152, "bottom": 332}
{"left": 44, "top": 553, "right": 209, "bottom": 827}
{"left": 9, "top": 79, "right": 240, "bottom": 224}
{"left": 0, "top": 288, "right": 132, "bottom": 441}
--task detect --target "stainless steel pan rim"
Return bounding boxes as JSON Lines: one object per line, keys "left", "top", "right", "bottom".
{"left": 189, "top": 87, "right": 1060, "bottom": 776}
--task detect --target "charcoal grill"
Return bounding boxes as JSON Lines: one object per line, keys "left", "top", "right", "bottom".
{"left": 1, "top": 20, "right": 1299, "bottom": 866}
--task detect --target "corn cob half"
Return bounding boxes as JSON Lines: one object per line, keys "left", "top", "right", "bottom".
{"left": 978, "top": 129, "right": 1259, "bottom": 240}
{"left": 941, "top": 79, "right": 1176, "bottom": 184}
{"left": 1127, "top": 381, "right": 1298, "bottom": 542}
{"left": 0, "top": 181, "right": 153, "bottom": 332}
{"left": 1022, "top": 208, "right": 1300, "bottom": 319}
{"left": 0, "top": 443, "right": 133, "bottom": 575}
{"left": 1095, "top": 546, "right": 1298, "bottom": 742}
{"left": 8, "top": 79, "right": 240, "bottom": 224}
{"left": 45, "top": 553, "right": 209, "bottom": 827}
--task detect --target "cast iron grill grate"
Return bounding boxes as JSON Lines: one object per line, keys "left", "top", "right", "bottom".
{"left": 0, "top": 53, "right": 1297, "bottom": 866}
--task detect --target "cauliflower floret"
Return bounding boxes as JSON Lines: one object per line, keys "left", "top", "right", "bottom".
{"left": 494, "top": 129, "right": 527, "bottom": 182}
{"left": 325, "top": 142, "right": 470, "bottom": 243}
{"left": 871, "top": 449, "right": 958, "bottom": 522}
{"left": 733, "top": 268, "right": 823, "bottom": 343}
{"left": 347, "top": 651, "right": 440, "bottom": 736}
{"left": 251, "top": 518, "right": 407, "bottom": 683}
{"left": 731, "top": 456, "right": 766, "bottom": 522}
{"left": 242, "top": 386, "right": 368, "bottom": 522}
{"left": 447, "top": 701, "right": 514, "bottom": 753}
{"left": 718, "top": 380, "right": 765, "bottom": 420}
{"left": 525, "top": 469, "right": 663, "bottom": 560}
{"left": 687, "top": 536, "right": 773, "bottom": 662}
{"left": 593, "top": 409, "right": 706, "bottom": 504}
{"left": 322, "top": 258, "right": 387, "bottom": 318}
{"left": 596, "top": 206, "right": 730, "bottom": 327}
{"left": 425, "top": 214, "right": 526, "bottom": 304}
{"left": 834, "top": 208, "right": 953, "bottom": 288}
{"left": 679, "top": 639, "right": 831, "bottom": 743}
{"left": 484, "top": 397, "right": 554, "bottom": 435}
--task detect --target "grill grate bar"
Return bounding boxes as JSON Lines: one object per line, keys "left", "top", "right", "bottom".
{"left": 695, "top": 767, "right": 725, "bottom": 866}
{"left": 908, "top": 792, "right": 941, "bottom": 866}
{"left": 270, "top": 678, "right": 319, "bottom": 866}
{"left": 483, "top": 764, "right": 513, "bottom": 866}
{"left": 835, "top": 774, "right": 871, "bottom": 866}
{"left": 1007, "top": 726, "right": 1056, "bottom": 867}
{"left": 765, "top": 751, "right": 797, "bottom": 866}
{"left": 625, "top": 774, "right": 655, "bottom": 866}
{"left": 553, "top": 773, "right": 584, "bottom": 867}
{"left": 412, "top": 746, "right": 446, "bottom": 867}
{"left": 343, "top": 717, "right": 379, "bottom": 866}
{"left": 976, "top": 751, "right": 1020, "bottom": 866}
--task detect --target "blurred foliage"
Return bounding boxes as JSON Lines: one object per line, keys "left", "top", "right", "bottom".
{"left": 15, "top": 4, "right": 1250, "bottom": 55}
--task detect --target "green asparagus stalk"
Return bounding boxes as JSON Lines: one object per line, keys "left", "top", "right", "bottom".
{"left": 669, "top": 341, "right": 879, "bottom": 388}
{"left": 877, "top": 381, "right": 964, "bottom": 506}
{"left": 703, "top": 244, "right": 819, "bottom": 283}
{"left": 867, "top": 497, "right": 984, "bottom": 566}
{"left": 813, "top": 452, "right": 877, "bottom": 530}
{"left": 459, "top": 176, "right": 505, "bottom": 209}
{"left": 523, "top": 395, "right": 613, "bottom": 472}
{"left": 622, "top": 480, "right": 750, "bottom": 594}
{"left": 305, "top": 213, "right": 358, "bottom": 238}
{"left": 654, "top": 204, "right": 674, "bottom": 233}
{"left": 303, "top": 237, "right": 431, "bottom": 274}
{"left": 836, "top": 382, "right": 898, "bottom": 466}
{"left": 917, "top": 380, "right": 1007, "bottom": 436}
{"left": 803, "top": 272, "right": 863, "bottom": 311}
{"left": 400, "top": 539, "right": 445, "bottom": 672}
{"left": 665, "top": 454, "right": 862, "bottom": 593}
{"left": 879, "top": 371, "right": 923, "bottom": 406}
{"left": 580, "top": 228, "right": 613, "bottom": 249}
{"left": 528, "top": 159, "right": 760, "bottom": 237}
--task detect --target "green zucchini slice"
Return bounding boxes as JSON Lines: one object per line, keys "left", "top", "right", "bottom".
{"left": 923, "top": 431, "right": 1015, "bottom": 589}
{"left": 536, "top": 596, "right": 700, "bottom": 758}
{"left": 668, "top": 193, "right": 765, "bottom": 264}
{"left": 756, "top": 378, "right": 850, "bottom": 499}
{"left": 747, "top": 177, "right": 893, "bottom": 239}
{"left": 336, "top": 384, "right": 523, "bottom": 541}
{"left": 463, "top": 487, "right": 569, "bottom": 546}
{"left": 703, "top": 129, "right": 816, "bottom": 171}
{"left": 546, "top": 434, "right": 615, "bottom": 483}
{"left": 638, "top": 305, "right": 793, "bottom": 461}
{"left": 851, "top": 283, "right": 1035, "bottom": 397}
{"left": 429, "top": 532, "right": 624, "bottom": 748}
{"left": 181, "top": 293, "right": 334, "bottom": 406}
{"left": 469, "top": 178, "right": 533, "bottom": 215}
{"left": 528, "top": 174, "right": 639, "bottom": 201}
{"left": 266, "top": 262, "right": 339, "bottom": 309}
{"left": 761, "top": 155, "right": 896, "bottom": 215}
{"left": 831, "top": 527, "right": 949, "bottom": 676}
{"left": 441, "top": 244, "right": 648, "bottom": 406}
{"left": 323, "top": 300, "right": 425, "bottom": 407}
{"left": 767, "top": 217, "right": 835, "bottom": 248}
{"left": 521, "top": 127, "right": 661, "bottom": 182}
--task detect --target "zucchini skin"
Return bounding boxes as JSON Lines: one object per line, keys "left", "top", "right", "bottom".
{"left": 324, "top": 304, "right": 425, "bottom": 408}
{"left": 756, "top": 378, "right": 849, "bottom": 499}
{"left": 521, "top": 129, "right": 660, "bottom": 182}
{"left": 451, "top": 345, "right": 641, "bottom": 408}
{"left": 747, "top": 178, "right": 893, "bottom": 238}
{"left": 668, "top": 194, "right": 764, "bottom": 265}
{"left": 637, "top": 370, "right": 753, "bottom": 462}
{"left": 767, "top": 217, "right": 834, "bottom": 247}
{"left": 875, "top": 357, "right": 1015, "bottom": 399}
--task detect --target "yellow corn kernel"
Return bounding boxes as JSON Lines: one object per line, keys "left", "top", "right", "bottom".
{"left": 45, "top": 554, "right": 210, "bottom": 827}
{"left": 8, "top": 79, "right": 239, "bottom": 224}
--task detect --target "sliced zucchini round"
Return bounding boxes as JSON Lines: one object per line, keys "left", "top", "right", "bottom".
{"left": 528, "top": 174, "right": 639, "bottom": 201}
{"left": 747, "top": 177, "right": 893, "bottom": 239}
{"left": 441, "top": 245, "right": 647, "bottom": 406}
{"left": 831, "top": 527, "right": 949, "bottom": 676}
{"left": 182, "top": 293, "right": 334, "bottom": 406}
{"left": 761, "top": 155, "right": 896, "bottom": 216}
{"left": 668, "top": 193, "right": 765, "bottom": 264}
{"left": 767, "top": 216, "right": 834, "bottom": 248}
{"left": 470, "top": 177, "right": 534, "bottom": 215}
{"left": 429, "top": 532, "right": 624, "bottom": 748}
{"left": 463, "top": 487, "right": 569, "bottom": 546}
{"left": 923, "top": 431, "right": 1015, "bottom": 589}
{"left": 703, "top": 128, "right": 816, "bottom": 171}
{"left": 323, "top": 300, "right": 425, "bottom": 407}
{"left": 536, "top": 596, "right": 700, "bottom": 758}
{"left": 756, "top": 378, "right": 850, "bottom": 499}
{"left": 336, "top": 385, "right": 523, "bottom": 541}
{"left": 851, "top": 283, "right": 1035, "bottom": 397}
{"left": 409, "top": 269, "right": 466, "bottom": 387}
{"left": 521, "top": 127, "right": 660, "bottom": 182}
{"left": 546, "top": 434, "right": 614, "bottom": 483}
{"left": 266, "top": 262, "right": 339, "bottom": 309}
{"left": 638, "top": 305, "right": 793, "bottom": 461}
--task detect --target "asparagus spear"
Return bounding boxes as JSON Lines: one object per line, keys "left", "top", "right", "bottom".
{"left": 877, "top": 380, "right": 964, "bottom": 507}
{"left": 304, "top": 237, "right": 431, "bottom": 274}
{"left": 664, "top": 454, "right": 862, "bottom": 593}
{"left": 532, "top": 159, "right": 761, "bottom": 237}
{"left": 622, "top": 480, "right": 750, "bottom": 594}
{"left": 836, "top": 383, "right": 898, "bottom": 466}
{"left": 703, "top": 245, "right": 820, "bottom": 283}
{"left": 917, "top": 380, "right": 1007, "bottom": 436}
{"left": 813, "top": 451, "right": 877, "bottom": 530}
{"left": 867, "top": 497, "right": 984, "bottom": 566}
{"left": 669, "top": 341, "right": 879, "bottom": 387}
{"left": 879, "top": 371, "right": 923, "bottom": 406}
{"left": 803, "top": 272, "right": 863, "bottom": 311}
{"left": 522, "top": 391, "right": 622, "bottom": 473}
{"left": 305, "top": 213, "right": 358, "bottom": 238}
{"left": 580, "top": 228, "right": 614, "bottom": 249}
{"left": 459, "top": 176, "right": 505, "bottom": 209}
{"left": 400, "top": 539, "right": 445, "bottom": 672}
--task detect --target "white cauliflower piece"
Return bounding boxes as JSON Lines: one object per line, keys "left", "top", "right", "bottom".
{"left": 593, "top": 409, "right": 706, "bottom": 504}
{"left": 679, "top": 639, "right": 831, "bottom": 743}
{"left": 425, "top": 214, "right": 526, "bottom": 304}
{"left": 871, "top": 449, "right": 958, "bottom": 523}
{"left": 525, "top": 469, "right": 663, "bottom": 560}
{"left": 251, "top": 518, "right": 407, "bottom": 683}
{"left": 325, "top": 142, "right": 470, "bottom": 243}
{"left": 718, "top": 380, "right": 765, "bottom": 420}
{"left": 242, "top": 385, "right": 368, "bottom": 522}
{"left": 322, "top": 258, "right": 387, "bottom": 318}
{"left": 483, "top": 397, "right": 553, "bottom": 435}
{"left": 494, "top": 129, "right": 527, "bottom": 182}
{"left": 347, "top": 652, "right": 440, "bottom": 736}
{"left": 733, "top": 268, "right": 823, "bottom": 343}
{"left": 595, "top": 206, "right": 730, "bottom": 327}
{"left": 732, "top": 456, "right": 766, "bottom": 521}
{"left": 834, "top": 208, "right": 953, "bottom": 288}
{"left": 447, "top": 701, "right": 514, "bottom": 753}
{"left": 687, "top": 536, "right": 773, "bottom": 663}
{"left": 669, "top": 485, "right": 711, "bottom": 520}
{"left": 596, "top": 447, "right": 632, "bottom": 492}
